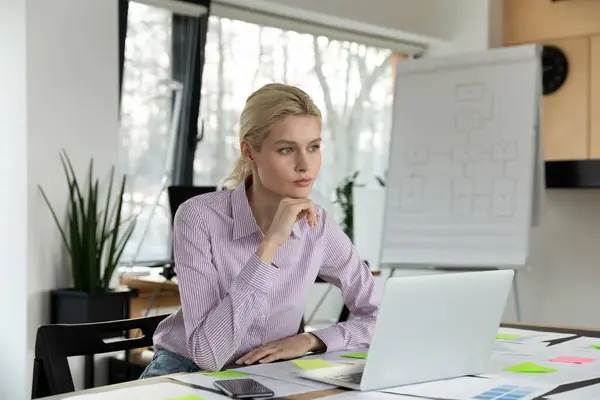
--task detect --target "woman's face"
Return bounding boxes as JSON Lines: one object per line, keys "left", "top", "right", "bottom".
{"left": 245, "top": 115, "right": 322, "bottom": 199}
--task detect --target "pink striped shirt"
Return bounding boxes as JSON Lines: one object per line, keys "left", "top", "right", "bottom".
{"left": 153, "top": 182, "right": 379, "bottom": 372}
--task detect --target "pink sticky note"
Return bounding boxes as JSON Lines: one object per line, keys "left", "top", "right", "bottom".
{"left": 549, "top": 356, "right": 596, "bottom": 364}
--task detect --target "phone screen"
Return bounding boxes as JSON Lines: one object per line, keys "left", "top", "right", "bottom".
{"left": 214, "top": 378, "right": 275, "bottom": 398}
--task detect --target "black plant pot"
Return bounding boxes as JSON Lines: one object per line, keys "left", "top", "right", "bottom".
{"left": 49, "top": 286, "right": 139, "bottom": 389}
{"left": 50, "top": 287, "right": 137, "bottom": 325}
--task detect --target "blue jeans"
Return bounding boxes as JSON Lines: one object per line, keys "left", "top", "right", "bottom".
{"left": 139, "top": 348, "right": 201, "bottom": 379}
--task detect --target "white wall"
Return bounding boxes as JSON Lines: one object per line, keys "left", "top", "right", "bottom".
{"left": 0, "top": 0, "right": 120, "bottom": 397}
{"left": 0, "top": 0, "right": 29, "bottom": 398}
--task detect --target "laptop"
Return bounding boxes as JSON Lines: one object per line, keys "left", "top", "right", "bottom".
{"left": 299, "top": 269, "right": 514, "bottom": 391}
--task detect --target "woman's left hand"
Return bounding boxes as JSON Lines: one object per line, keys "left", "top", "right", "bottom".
{"left": 235, "top": 333, "right": 325, "bottom": 365}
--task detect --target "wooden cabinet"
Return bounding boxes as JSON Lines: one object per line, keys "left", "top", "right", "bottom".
{"left": 541, "top": 37, "right": 590, "bottom": 161}
{"left": 504, "top": 0, "right": 600, "bottom": 45}
{"left": 591, "top": 36, "right": 600, "bottom": 158}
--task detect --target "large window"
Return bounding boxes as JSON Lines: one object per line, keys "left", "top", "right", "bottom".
{"left": 119, "top": 3, "right": 417, "bottom": 263}
{"left": 196, "top": 16, "right": 397, "bottom": 208}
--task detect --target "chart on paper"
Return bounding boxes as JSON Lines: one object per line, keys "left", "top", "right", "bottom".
{"left": 382, "top": 45, "right": 542, "bottom": 268}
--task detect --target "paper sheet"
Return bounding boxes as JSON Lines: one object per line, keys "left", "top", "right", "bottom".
{"left": 64, "top": 382, "right": 228, "bottom": 400}
{"left": 382, "top": 376, "right": 556, "bottom": 400}
{"left": 546, "top": 383, "right": 600, "bottom": 399}
{"left": 544, "top": 336, "right": 600, "bottom": 352}
{"left": 322, "top": 391, "right": 420, "bottom": 400}
{"left": 483, "top": 353, "right": 600, "bottom": 386}
{"left": 173, "top": 372, "right": 316, "bottom": 398}
{"left": 235, "top": 361, "right": 337, "bottom": 390}
{"left": 493, "top": 341, "right": 549, "bottom": 356}
{"left": 496, "top": 328, "right": 577, "bottom": 344}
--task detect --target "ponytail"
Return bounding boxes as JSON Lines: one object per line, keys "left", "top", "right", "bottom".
{"left": 220, "top": 156, "right": 251, "bottom": 190}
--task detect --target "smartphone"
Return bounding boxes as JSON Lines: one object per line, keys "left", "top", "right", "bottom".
{"left": 213, "top": 378, "right": 275, "bottom": 399}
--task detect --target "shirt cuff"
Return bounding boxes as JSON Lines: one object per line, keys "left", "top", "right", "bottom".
{"left": 237, "top": 253, "right": 279, "bottom": 293}
{"left": 310, "top": 326, "right": 345, "bottom": 353}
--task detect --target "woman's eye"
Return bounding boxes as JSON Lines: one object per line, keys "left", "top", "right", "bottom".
{"left": 279, "top": 148, "right": 292, "bottom": 154}
{"left": 309, "top": 145, "right": 321, "bottom": 152}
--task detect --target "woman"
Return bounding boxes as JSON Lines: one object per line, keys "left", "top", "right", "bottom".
{"left": 139, "top": 83, "right": 379, "bottom": 378}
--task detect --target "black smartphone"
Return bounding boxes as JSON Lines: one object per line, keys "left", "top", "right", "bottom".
{"left": 213, "top": 378, "right": 275, "bottom": 399}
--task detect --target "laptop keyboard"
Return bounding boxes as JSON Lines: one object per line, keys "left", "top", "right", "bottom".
{"left": 330, "top": 372, "right": 363, "bottom": 384}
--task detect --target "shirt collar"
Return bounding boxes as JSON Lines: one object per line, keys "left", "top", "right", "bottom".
{"left": 231, "top": 178, "right": 304, "bottom": 240}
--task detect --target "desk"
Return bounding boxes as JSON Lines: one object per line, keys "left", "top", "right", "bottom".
{"left": 42, "top": 322, "right": 600, "bottom": 400}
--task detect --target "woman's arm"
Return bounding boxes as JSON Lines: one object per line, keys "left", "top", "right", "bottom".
{"left": 174, "top": 201, "right": 279, "bottom": 372}
{"left": 310, "top": 209, "right": 380, "bottom": 352}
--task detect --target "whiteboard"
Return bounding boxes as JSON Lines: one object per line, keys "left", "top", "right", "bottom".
{"left": 353, "top": 187, "right": 385, "bottom": 268}
{"left": 381, "top": 44, "right": 543, "bottom": 269}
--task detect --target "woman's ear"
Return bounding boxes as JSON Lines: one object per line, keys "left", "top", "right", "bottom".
{"left": 240, "top": 141, "right": 254, "bottom": 163}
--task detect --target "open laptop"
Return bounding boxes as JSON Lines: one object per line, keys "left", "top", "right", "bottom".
{"left": 299, "top": 269, "right": 514, "bottom": 391}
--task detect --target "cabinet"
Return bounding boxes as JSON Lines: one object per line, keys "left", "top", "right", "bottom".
{"left": 541, "top": 37, "right": 589, "bottom": 161}
{"left": 504, "top": 0, "right": 600, "bottom": 45}
{"left": 590, "top": 36, "right": 600, "bottom": 158}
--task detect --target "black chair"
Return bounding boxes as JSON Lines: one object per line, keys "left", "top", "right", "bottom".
{"left": 31, "top": 314, "right": 168, "bottom": 398}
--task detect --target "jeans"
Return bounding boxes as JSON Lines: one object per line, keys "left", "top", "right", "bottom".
{"left": 138, "top": 348, "right": 201, "bottom": 379}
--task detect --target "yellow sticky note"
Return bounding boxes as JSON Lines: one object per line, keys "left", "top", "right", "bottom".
{"left": 291, "top": 359, "right": 333, "bottom": 370}
{"left": 496, "top": 333, "right": 520, "bottom": 340}
{"left": 504, "top": 362, "right": 557, "bottom": 374}
{"left": 166, "top": 396, "right": 204, "bottom": 400}
{"left": 341, "top": 352, "right": 368, "bottom": 360}
{"left": 203, "top": 370, "right": 250, "bottom": 378}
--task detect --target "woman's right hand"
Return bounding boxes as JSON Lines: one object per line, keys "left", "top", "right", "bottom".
{"left": 257, "top": 198, "right": 318, "bottom": 264}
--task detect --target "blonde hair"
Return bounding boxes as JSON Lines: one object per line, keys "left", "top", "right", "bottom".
{"left": 221, "top": 83, "right": 322, "bottom": 190}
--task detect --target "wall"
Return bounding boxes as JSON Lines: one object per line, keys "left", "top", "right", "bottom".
{"left": 0, "top": 0, "right": 120, "bottom": 397}
{"left": 0, "top": 0, "right": 29, "bottom": 398}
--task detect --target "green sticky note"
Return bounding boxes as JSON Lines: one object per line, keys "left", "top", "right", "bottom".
{"left": 592, "top": 344, "right": 600, "bottom": 350}
{"left": 291, "top": 359, "right": 333, "bottom": 370}
{"left": 203, "top": 370, "right": 250, "bottom": 378}
{"left": 341, "top": 352, "right": 368, "bottom": 360}
{"left": 166, "top": 396, "right": 205, "bottom": 400}
{"left": 504, "top": 362, "right": 557, "bottom": 374}
{"left": 496, "top": 334, "right": 520, "bottom": 340}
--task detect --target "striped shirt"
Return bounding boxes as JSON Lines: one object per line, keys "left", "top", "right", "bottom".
{"left": 153, "top": 181, "right": 379, "bottom": 372}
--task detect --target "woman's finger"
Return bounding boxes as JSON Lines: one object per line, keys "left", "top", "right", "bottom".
{"left": 258, "top": 351, "right": 284, "bottom": 364}
{"left": 235, "top": 348, "right": 260, "bottom": 364}
{"left": 243, "top": 346, "right": 277, "bottom": 365}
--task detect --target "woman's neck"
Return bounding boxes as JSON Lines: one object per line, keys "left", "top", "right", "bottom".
{"left": 246, "top": 177, "right": 281, "bottom": 235}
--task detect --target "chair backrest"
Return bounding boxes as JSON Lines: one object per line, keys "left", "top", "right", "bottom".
{"left": 167, "top": 185, "right": 217, "bottom": 225}
{"left": 31, "top": 314, "right": 168, "bottom": 398}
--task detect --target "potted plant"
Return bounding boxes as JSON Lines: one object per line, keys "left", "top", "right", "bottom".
{"left": 39, "top": 150, "right": 138, "bottom": 325}
{"left": 334, "top": 171, "right": 364, "bottom": 242}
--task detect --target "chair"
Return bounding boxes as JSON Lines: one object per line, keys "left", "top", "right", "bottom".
{"left": 31, "top": 314, "right": 168, "bottom": 398}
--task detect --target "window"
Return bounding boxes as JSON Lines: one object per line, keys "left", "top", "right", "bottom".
{"left": 119, "top": 1, "right": 208, "bottom": 264}
{"left": 195, "top": 16, "right": 401, "bottom": 211}
{"left": 119, "top": 2, "right": 421, "bottom": 263}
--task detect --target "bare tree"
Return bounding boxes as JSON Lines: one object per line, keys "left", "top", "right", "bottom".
{"left": 312, "top": 37, "right": 391, "bottom": 180}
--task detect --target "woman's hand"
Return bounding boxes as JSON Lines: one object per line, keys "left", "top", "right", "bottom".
{"left": 235, "top": 333, "right": 325, "bottom": 366}
{"left": 264, "top": 198, "right": 318, "bottom": 246}
{"left": 256, "top": 198, "right": 318, "bottom": 264}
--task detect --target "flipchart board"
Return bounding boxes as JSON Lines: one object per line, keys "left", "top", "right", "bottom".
{"left": 380, "top": 44, "right": 544, "bottom": 270}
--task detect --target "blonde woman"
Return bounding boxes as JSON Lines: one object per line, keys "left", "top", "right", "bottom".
{"left": 140, "top": 83, "right": 379, "bottom": 377}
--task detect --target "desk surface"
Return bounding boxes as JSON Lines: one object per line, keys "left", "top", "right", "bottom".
{"left": 41, "top": 322, "right": 600, "bottom": 400}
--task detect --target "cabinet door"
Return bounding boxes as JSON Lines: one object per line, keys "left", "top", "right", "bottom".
{"left": 542, "top": 37, "right": 589, "bottom": 161}
{"left": 590, "top": 36, "right": 600, "bottom": 158}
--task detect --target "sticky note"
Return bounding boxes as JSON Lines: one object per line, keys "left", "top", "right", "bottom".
{"left": 496, "top": 333, "right": 520, "bottom": 340}
{"left": 167, "top": 396, "right": 204, "bottom": 400}
{"left": 550, "top": 356, "right": 595, "bottom": 364}
{"left": 291, "top": 359, "right": 333, "bottom": 370}
{"left": 342, "top": 352, "right": 368, "bottom": 360}
{"left": 592, "top": 344, "right": 600, "bottom": 350}
{"left": 504, "top": 362, "right": 557, "bottom": 373}
{"left": 203, "top": 370, "right": 250, "bottom": 378}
